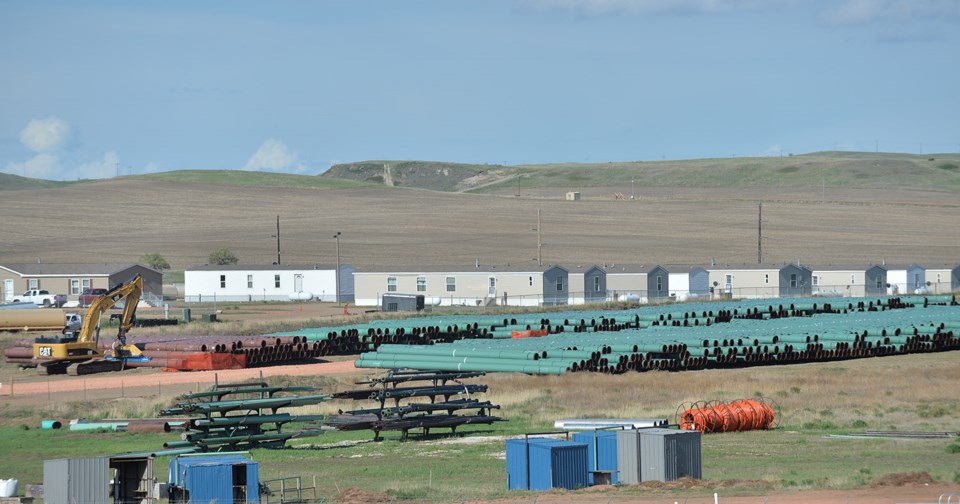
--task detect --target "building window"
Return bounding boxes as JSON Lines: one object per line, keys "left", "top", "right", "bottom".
{"left": 82, "top": 279, "right": 91, "bottom": 291}
{"left": 937, "top": 273, "right": 942, "bottom": 283}
{"left": 247, "top": 275, "right": 253, "bottom": 289}
{"left": 656, "top": 276, "right": 663, "bottom": 292}
{"left": 812, "top": 276, "right": 819, "bottom": 287}
{"left": 220, "top": 275, "right": 226, "bottom": 288}
{"left": 70, "top": 279, "right": 81, "bottom": 295}
{"left": 850, "top": 274, "right": 855, "bottom": 284}
{"left": 556, "top": 277, "right": 564, "bottom": 292}
{"left": 274, "top": 274, "right": 281, "bottom": 288}
{"left": 28, "top": 279, "right": 39, "bottom": 290}
{"left": 416, "top": 276, "right": 426, "bottom": 292}
{"left": 790, "top": 274, "right": 797, "bottom": 288}
{"left": 594, "top": 276, "right": 600, "bottom": 292}
{"left": 764, "top": 274, "right": 769, "bottom": 284}
{"left": 529, "top": 276, "right": 533, "bottom": 286}
{"left": 876, "top": 277, "right": 883, "bottom": 290}
{"left": 387, "top": 277, "right": 397, "bottom": 292}
{"left": 446, "top": 276, "right": 456, "bottom": 292}
{"left": 914, "top": 273, "right": 921, "bottom": 290}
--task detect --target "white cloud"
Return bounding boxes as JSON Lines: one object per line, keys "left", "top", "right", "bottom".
{"left": 4, "top": 153, "right": 61, "bottom": 179}
{"left": 243, "top": 139, "right": 307, "bottom": 173}
{"left": 77, "top": 151, "right": 121, "bottom": 179}
{"left": 142, "top": 161, "right": 164, "bottom": 174}
{"left": 821, "top": 0, "right": 960, "bottom": 25}
{"left": 20, "top": 117, "right": 71, "bottom": 153}
{"left": 520, "top": 0, "right": 786, "bottom": 15}
{"left": 762, "top": 145, "right": 784, "bottom": 157}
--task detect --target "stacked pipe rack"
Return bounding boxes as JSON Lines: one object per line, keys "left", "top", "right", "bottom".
{"left": 326, "top": 370, "right": 503, "bottom": 441}
{"left": 158, "top": 374, "right": 329, "bottom": 454}
{"left": 349, "top": 295, "right": 960, "bottom": 375}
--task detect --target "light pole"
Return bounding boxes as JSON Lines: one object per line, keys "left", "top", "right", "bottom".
{"left": 334, "top": 232, "right": 341, "bottom": 305}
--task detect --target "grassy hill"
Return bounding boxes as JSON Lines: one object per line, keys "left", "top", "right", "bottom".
{"left": 322, "top": 160, "right": 503, "bottom": 192}
{"left": 5, "top": 153, "right": 958, "bottom": 193}
{"left": 323, "top": 152, "right": 960, "bottom": 194}
{"left": 136, "top": 170, "right": 370, "bottom": 189}
{"left": 0, "top": 173, "right": 84, "bottom": 191}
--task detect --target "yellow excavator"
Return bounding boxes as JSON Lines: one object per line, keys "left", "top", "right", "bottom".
{"left": 33, "top": 274, "right": 149, "bottom": 375}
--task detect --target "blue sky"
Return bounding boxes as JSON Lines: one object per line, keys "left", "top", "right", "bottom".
{"left": 1, "top": 0, "right": 958, "bottom": 180}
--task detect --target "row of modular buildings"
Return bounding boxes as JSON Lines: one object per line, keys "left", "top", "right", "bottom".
{"left": 4, "top": 261, "right": 957, "bottom": 309}
{"left": 179, "top": 261, "right": 960, "bottom": 308}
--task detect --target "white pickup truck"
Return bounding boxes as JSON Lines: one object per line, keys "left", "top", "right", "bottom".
{"left": 12, "top": 289, "right": 67, "bottom": 308}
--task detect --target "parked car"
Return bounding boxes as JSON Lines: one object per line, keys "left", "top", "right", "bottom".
{"left": 79, "top": 287, "right": 109, "bottom": 307}
{"left": 12, "top": 289, "right": 67, "bottom": 308}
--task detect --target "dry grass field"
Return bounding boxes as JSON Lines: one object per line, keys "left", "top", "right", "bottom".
{"left": 1, "top": 155, "right": 959, "bottom": 272}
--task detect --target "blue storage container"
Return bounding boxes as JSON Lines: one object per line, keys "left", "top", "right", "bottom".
{"left": 506, "top": 438, "right": 589, "bottom": 491}
{"left": 169, "top": 455, "right": 259, "bottom": 503}
{"left": 573, "top": 431, "right": 619, "bottom": 485}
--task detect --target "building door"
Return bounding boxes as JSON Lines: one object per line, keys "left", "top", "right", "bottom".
{"left": 488, "top": 277, "right": 497, "bottom": 297}
{"left": 3, "top": 279, "right": 12, "bottom": 302}
{"left": 294, "top": 274, "right": 303, "bottom": 292}
{"left": 724, "top": 274, "right": 733, "bottom": 295}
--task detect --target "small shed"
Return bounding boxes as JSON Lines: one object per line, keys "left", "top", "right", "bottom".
{"left": 542, "top": 266, "right": 569, "bottom": 306}
{"left": 688, "top": 267, "right": 710, "bottom": 297}
{"left": 382, "top": 293, "right": 424, "bottom": 312}
{"left": 169, "top": 455, "right": 259, "bottom": 504}
{"left": 779, "top": 264, "right": 812, "bottom": 297}
{"left": 864, "top": 265, "right": 888, "bottom": 295}
{"left": 567, "top": 265, "right": 606, "bottom": 305}
{"left": 43, "top": 456, "right": 111, "bottom": 504}
{"left": 565, "top": 191, "right": 580, "bottom": 201}
{"left": 506, "top": 438, "right": 589, "bottom": 491}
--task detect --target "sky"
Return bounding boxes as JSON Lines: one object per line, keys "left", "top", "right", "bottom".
{"left": 1, "top": 0, "right": 958, "bottom": 181}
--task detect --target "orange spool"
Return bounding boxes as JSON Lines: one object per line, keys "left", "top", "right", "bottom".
{"left": 679, "top": 398, "right": 776, "bottom": 433}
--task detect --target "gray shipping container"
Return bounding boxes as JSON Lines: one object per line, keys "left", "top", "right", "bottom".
{"left": 617, "top": 428, "right": 702, "bottom": 484}
{"left": 616, "top": 429, "right": 642, "bottom": 484}
{"left": 43, "top": 457, "right": 110, "bottom": 504}
{"left": 638, "top": 428, "right": 702, "bottom": 482}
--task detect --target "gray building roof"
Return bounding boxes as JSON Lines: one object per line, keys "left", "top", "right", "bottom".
{"left": 707, "top": 262, "right": 810, "bottom": 271}
{"left": 355, "top": 264, "right": 551, "bottom": 274}
{"left": 187, "top": 263, "right": 345, "bottom": 271}
{"left": 602, "top": 264, "right": 667, "bottom": 274}
{"left": 0, "top": 263, "right": 156, "bottom": 276}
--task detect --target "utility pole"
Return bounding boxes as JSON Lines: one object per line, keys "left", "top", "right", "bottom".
{"left": 758, "top": 203, "right": 763, "bottom": 265}
{"left": 275, "top": 215, "right": 281, "bottom": 265}
{"left": 537, "top": 208, "right": 542, "bottom": 266}
{"left": 334, "top": 232, "right": 341, "bottom": 305}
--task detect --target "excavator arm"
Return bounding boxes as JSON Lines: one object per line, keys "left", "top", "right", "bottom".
{"left": 75, "top": 273, "right": 143, "bottom": 349}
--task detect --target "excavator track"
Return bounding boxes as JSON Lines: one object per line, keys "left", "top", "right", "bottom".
{"left": 38, "top": 360, "right": 73, "bottom": 375}
{"left": 66, "top": 359, "right": 123, "bottom": 376}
